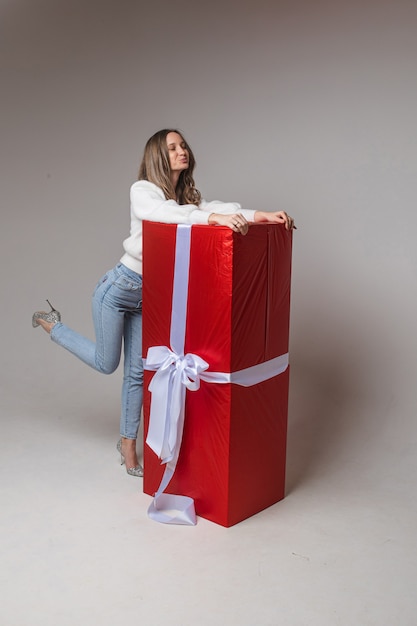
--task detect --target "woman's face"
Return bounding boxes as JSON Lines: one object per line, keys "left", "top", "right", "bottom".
{"left": 166, "top": 132, "right": 189, "bottom": 173}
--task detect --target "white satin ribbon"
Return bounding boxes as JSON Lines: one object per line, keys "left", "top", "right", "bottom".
{"left": 146, "top": 346, "right": 209, "bottom": 464}
{"left": 144, "top": 225, "right": 288, "bottom": 525}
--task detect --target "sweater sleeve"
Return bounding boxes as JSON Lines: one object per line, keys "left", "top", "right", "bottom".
{"left": 130, "top": 181, "right": 209, "bottom": 225}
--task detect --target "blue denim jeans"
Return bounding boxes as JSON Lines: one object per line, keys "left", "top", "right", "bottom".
{"left": 50, "top": 263, "right": 143, "bottom": 439}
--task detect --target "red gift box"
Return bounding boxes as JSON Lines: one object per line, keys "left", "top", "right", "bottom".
{"left": 142, "top": 221, "right": 292, "bottom": 527}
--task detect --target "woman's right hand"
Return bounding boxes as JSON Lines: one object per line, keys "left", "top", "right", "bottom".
{"left": 254, "top": 210, "right": 296, "bottom": 230}
{"left": 208, "top": 212, "right": 249, "bottom": 235}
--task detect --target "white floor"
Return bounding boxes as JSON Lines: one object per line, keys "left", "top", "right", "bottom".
{"left": 1, "top": 332, "right": 416, "bottom": 626}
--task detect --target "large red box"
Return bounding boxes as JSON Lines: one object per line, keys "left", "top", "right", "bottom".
{"left": 142, "top": 221, "right": 292, "bottom": 527}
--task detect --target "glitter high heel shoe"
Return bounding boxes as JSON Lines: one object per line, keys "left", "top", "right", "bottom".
{"left": 117, "top": 438, "right": 143, "bottom": 477}
{"left": 32, "top": 300, "right": 61, "bottom": 328}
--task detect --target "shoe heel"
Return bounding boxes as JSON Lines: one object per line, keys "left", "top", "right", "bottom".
{"left": 46, "top": 299, "right": 58, "bottom": 313}
{"left": 116, "top": 439, "right": 125, "bottom": 466}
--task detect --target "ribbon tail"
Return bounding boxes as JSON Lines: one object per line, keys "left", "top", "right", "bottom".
{"left": 147, "top": 391, "right": 195, "bottom": 524}
{"left": 146, "top": 368, "right": 173, "bottom": 458}
{"left": 147, "top": 461, "right": 196, "bottom": 525}
{"left": 166, "top": 375, "right": 186, "bottom": 460}
{"left": 148, "top": 493, "right": 196, "bottom": 526}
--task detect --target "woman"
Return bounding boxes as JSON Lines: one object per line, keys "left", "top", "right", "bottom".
{"left": 32, "top": 129, "right": 295, "bottom": 477}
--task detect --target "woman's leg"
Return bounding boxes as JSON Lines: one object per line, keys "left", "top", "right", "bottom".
{"left": 50, "top": 266, "right": 124, "bottom": 374}
{"left": 117, "top": 307, "right": 143, "bottom": 470}
{"left": 120, "top": 307, "right": 143, "bottom": 439}
{"left": 46, "top": 263, "right": 144, "bottom": 469}
{"left": 110, "top": 266, "right": 143, "bottom": 470}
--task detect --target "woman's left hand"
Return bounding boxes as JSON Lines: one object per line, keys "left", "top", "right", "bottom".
{"left": 254, "top": 210, "right": 296, "bottom": 230}
{"left": 208, "top": 212, "right": 249, "bottom": 235}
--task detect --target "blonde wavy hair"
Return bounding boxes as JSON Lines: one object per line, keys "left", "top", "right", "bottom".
{"left": 138, "top": 129, "right": 202, "bottom": 205}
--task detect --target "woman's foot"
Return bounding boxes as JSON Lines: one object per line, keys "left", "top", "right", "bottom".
{"left": 117, "top": 438, "right": 143, "bottom": 477}
{"left": 36, "top": 318, "right": 56, "bottom": 334}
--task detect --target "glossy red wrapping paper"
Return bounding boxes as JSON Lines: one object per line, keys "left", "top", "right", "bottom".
{"left": 142, "top": 221, "right": 292, "bottom": 527}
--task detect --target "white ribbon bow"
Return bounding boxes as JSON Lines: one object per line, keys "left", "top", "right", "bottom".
{"left": 146, "top": 346, "right": 209, "bottom": 464}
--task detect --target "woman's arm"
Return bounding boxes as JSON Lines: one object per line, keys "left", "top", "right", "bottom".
{"left": 131, "top": 181, "right": 250, "bottom": 234}
{"left": 201, "top": 201, "right": 295, "bottom": 231}
{"left": 131, "top": 181, "right": 294, "bottom": 233}
{"left": 130, "top": 181, "right": 208, "bottom": 225}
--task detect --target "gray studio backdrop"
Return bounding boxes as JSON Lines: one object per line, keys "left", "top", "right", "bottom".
{"left": 1, "top": 0, "right": 416, "bottom": 484}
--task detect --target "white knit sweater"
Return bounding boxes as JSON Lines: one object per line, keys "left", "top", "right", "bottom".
{"left": 120, "top": 180, "right": 256, "bottom": 274}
